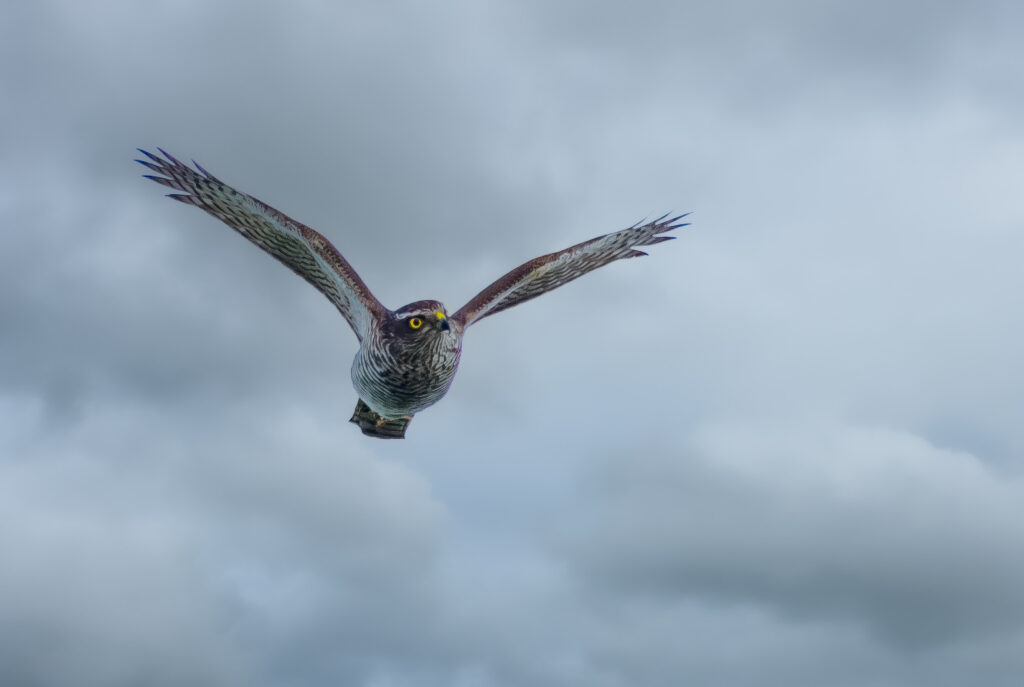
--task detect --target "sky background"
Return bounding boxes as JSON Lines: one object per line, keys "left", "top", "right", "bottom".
{"left": 2, "top": 1, "right": 1024, "bottom": 685}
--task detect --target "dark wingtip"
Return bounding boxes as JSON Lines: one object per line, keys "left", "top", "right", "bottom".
{"left": 660, "top": 212, "right": 693, "bottom": 232}
{"left": 137, "top": 148, "right": 162, "bottom": 163}
{"left": 157, "top": 147, "right": 186, "bottom": 166}
{"left": 656, "top": 212, "right": 691, "bottom": 224}
{"left": 144, "top": 174, "right": 178, "bottom": 189}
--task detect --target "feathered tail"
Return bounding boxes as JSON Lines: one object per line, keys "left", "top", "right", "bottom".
{"left": 349, "top": 399, "right": 411, "bottom": 439}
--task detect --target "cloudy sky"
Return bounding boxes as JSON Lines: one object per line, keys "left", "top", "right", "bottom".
{"left": 3, "top": 1, "right": 1024, "bottom": 685}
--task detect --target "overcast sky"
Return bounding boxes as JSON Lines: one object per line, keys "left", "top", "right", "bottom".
{"left": 3, "top": 1, "right": 1024, "bottom": 685}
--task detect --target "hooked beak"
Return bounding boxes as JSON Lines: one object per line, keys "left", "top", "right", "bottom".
{"left": 436, "top": 311, "right": 451, "bottom": 331}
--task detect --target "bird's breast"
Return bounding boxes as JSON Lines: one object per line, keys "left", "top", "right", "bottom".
{"left": 350, "top": 335, "right": 462, "bottom": 418}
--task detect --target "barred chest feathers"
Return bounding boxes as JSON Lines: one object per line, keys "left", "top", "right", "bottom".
{"left": 350, "top": 301, "right": 462, "bottom": 420}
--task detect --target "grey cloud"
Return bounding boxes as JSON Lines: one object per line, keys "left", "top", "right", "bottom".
{"left": 0, "top": 395, "right": 445, "bottom": 687}
{"left": 560, "top": 423, "right": 1024, "bottom": 647}
{"left": 3, "top": 0, "right": 1024, "bottom": 684}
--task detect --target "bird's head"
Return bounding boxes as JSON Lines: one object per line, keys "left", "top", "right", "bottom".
{"left": 391, "top": 300, "right": 452, "bottom": 339}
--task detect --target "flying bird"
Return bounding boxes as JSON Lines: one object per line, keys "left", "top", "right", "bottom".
{"left": 137, "top": 148, "right": 688, "bottom": 439}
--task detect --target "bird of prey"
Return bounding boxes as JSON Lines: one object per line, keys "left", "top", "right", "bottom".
{"left": 137, "top": 148, "right": 688, "bottom": 439}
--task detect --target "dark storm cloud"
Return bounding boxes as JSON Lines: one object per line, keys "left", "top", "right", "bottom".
{"left": 3, "top": 0, "right": 1024, "bottom": 685}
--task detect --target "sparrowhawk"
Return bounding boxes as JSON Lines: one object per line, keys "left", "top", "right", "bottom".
{"left": 138, "top": 149, "right": 688, "bottom": 439}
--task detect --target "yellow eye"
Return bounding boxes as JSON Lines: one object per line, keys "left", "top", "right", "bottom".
{"left": 409, "top": 317, "right": 423, "bottom": 329}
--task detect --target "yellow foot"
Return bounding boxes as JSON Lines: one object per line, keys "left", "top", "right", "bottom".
{"left": 376, "top": 415, "right": 413, "bottom": 427}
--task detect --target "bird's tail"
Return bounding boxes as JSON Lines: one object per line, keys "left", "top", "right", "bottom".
{"left": 349, "top": 399, "right": 411, "bottom": 439}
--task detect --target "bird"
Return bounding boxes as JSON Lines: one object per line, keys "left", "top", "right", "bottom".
{"left": 137, "top": 148, "right": 688, "bottom": 439}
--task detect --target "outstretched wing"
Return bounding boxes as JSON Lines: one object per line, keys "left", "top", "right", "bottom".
{"left": 137, "top": 148, "right": 387, "bottom": 342}
{"left": 451, "top": 214, "right": 689, "bottom": 329}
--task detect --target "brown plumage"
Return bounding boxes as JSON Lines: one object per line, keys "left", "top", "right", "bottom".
{"left": 138, "top": 148, "right": 688, "bottom": 438}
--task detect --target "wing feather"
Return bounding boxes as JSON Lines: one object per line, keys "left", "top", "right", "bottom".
{"left": 137, "top": 149, "right": 387, "bottom": 342}
{"left": 452, "top": 214, "right": 689, "bottom": 329}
